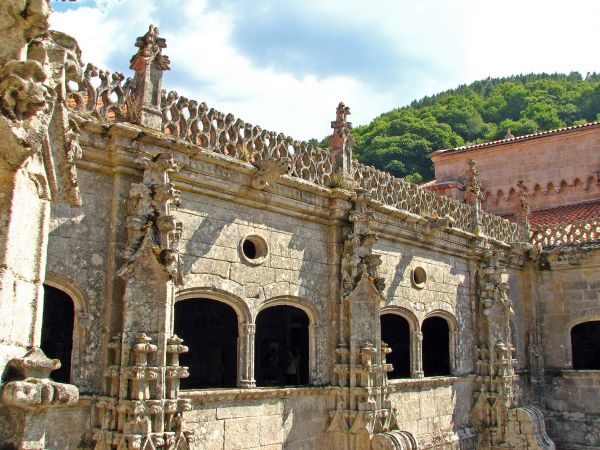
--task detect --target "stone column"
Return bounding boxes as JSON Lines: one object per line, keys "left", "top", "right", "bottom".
{"left": 449, "top": 328, "right": 457, "bottom": 375}
{"left": 309, "top": 322, "right": 317, "bottom": 384}
{"left": 411, "top": 330, "right": 424, "bottom": 378}
{"left": 238, "top": 322, "right": 256, "bottom": 387}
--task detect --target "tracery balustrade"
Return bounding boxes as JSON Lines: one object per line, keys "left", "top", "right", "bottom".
{"left": 530, "top": 218, "right": 600, "bottom": 249}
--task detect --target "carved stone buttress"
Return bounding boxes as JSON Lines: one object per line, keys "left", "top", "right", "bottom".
{"left": 328, "top": 189, "right": 417, "bottom": 450}
{"left": 93, "top": 153, "right": 193, "bottom": 450}
{"left": 471, "top": 251, "right": 554, "bottom": 450}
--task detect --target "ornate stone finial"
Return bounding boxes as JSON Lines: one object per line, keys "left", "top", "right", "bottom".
{"left": 515, "top": 180, "right": 531, "bottom": 241}
{"left": 464, "top": 158, "right": 483, "bottom": 235}
{"left": 130, "top": 25, "right": 170, "bottom": 72}
{"left": 329, "top": 101, "right": 355, "bottom": 178}
{"left": 129, "top": 25, "right": 170, "bottom": 130}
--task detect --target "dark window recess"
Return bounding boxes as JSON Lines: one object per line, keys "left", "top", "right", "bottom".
{"left": 255, "top": 306, "right": 309, "bottom": 387}
{"left": 174, "top": 299, "right": 238, "bottom": 389}
{"left": 40, "top": 285, "right": 75, "bottom": 383}
{"left": 380, "top": 314, "right": 411, "bottom": 378}
{"left": 242, "top": 239, "right": 257, "bottom": 259}
{"left": 572, "top": 321, "right": 600, "bottom": 370}
{"left": 422, "top": 316, "right": 450, "bottom": 376}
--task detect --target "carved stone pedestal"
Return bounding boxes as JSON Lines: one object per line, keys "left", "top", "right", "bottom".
{"left": 0, "top": 347, "right": 79, "bottom": 449}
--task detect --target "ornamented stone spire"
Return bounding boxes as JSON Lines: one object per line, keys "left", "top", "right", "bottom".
{"left": 1, "top": 347, "right": 78, "bottom": 410}
{"left": 464, "top": 158, "right": 483, "bottom": 235}
{"left": 129, "top": 25, "right": 170, "bottom": 130}
{"left": 119, "top": 152, "right": 183, "bottom": 284}
{"left": 330, "top": 101, "right": 355, "bottom": 179}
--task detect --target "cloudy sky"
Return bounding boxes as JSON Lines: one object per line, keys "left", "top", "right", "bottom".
{"left": 50, "top": 0, "right": 600, "bottom": 140}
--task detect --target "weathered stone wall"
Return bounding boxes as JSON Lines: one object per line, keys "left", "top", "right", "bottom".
{"left": 182, "top": 389, "right": 329, "bottom": 449}
{"left": 388, "top": 378, "right": 477, "bottom": 449}
{"left": 534, "top": 249, "right": 600, "bottom": 449}
{"left": 47, "top": 167, "right": 114, "bottom": 393}
{"left": 378, "top": 238, "right": 473, "bottom": 374}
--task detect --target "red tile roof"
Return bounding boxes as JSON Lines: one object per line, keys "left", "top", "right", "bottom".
{"left": 433, "top": 121, "right": 600, "bottom": 156}
{"left": 528, "top": 200, "right": 600, "bottom": 227}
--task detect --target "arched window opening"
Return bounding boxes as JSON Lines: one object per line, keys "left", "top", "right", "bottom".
{"left": 255, "top": 305, "right": 309, "bottom": 387}
{"left": 422, "top": 316, "right": 450, "bottom": 376}
{"left": 380, "top": 314, "right": 410, "bottom": 379}
{"left": 40, "top": 284, "right": 75, "bottom": 383}
{"left": 174, "top": 298, "right": 238, "bottom": 389}
{"left": 571, "top": 321, "right": 600, "bottom": 370}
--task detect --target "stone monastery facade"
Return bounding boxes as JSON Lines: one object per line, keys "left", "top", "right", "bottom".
{"left": 0, "top": 3, "right": 598, "bottom": 449}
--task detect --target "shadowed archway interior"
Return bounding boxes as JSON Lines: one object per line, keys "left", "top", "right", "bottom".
{"left": 571, "top": 321, "right": 600, "bottom": 370}
{"left": 380, "top": 314, "right": 411, "bottom": 378}
{"left": 40, "top": 284, "right": 75, "bottom": 383}
{"left": 255, "top": 305, "right": 309, "bottom": 387}
{"left": 174, "top": 298, "right": 238, "bottom": 389}
{"left": 422, "top": 316, "right": 450, "bottom": 376}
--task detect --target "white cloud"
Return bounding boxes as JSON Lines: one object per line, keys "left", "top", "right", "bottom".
{"left": 50, "top": 0, "right": 600, "bottom": 140}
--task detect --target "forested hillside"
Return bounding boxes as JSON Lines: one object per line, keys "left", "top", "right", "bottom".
{"left": 349, "top": 72, "right": 600, "bottom": 183}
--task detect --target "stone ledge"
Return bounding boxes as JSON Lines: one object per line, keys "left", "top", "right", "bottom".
{"left": 387, "top": 374, "right": 475, "bottom": 390}
{"left": 180, "top": 385, "right": 332, "bottom": 403}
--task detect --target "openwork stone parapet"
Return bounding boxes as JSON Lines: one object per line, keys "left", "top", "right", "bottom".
{"left": 530, "top": 217, "right": 600, "bottom": 249}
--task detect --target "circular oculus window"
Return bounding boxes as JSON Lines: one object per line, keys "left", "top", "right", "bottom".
{"left": 412, "top": 266, "right": 427, "bottom": 289}
{"left": 239, "top": 234, "right": 268, "bottom": 266}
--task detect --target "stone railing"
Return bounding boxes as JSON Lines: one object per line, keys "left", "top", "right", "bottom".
{"left": 530, "top": 218, "right": 600, "bottom": 249}
{"left": 351, "top": 160, "right": 473, "bottom": 231}
{"left": 66, "top": 58, "right": 520, "bottom": 245}
{"left": 160, "top": 90, "right": 334, "bottom": 185}
{"left": 351, "top": 160, "right": 520, "bottom": 242}
{"left": 66, "top": 63, "right": 132, "bottom": 120}
{"left": 481, "top": 210, "right": 520, "bottom": 243}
